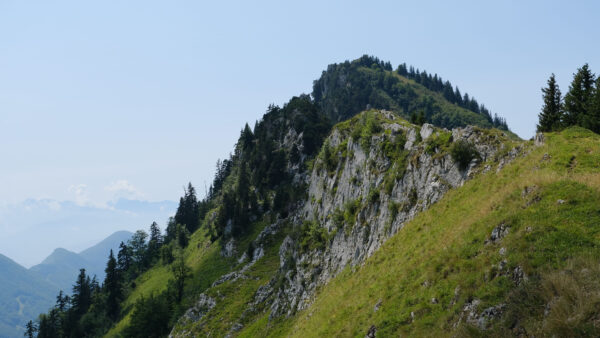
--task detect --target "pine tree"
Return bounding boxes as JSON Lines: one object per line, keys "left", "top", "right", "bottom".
{"left": 582, "top": 76, "right": 600, "bottom": 133}
{"left": 564, "top": 63, "right": 595, "bottom": 126}
{"left": 71, "top": 269, "right": 91, "bottom": 317}
{"left": 104, "top": 249, "right": 122, "bottom": 320}
{"left": 174, "top": 183, "right": 199, "bottom": 233}
{"left": 55, "top": 290, "right": 68, "bottom": 311}
{"left": 537, "top": 74, "right": 563, "bottom": 132}
{"left": 117, "top": 241, "right": 132, "bottom": 272}
{"left": 24, "top": 320, "right": 36, "bottom": 338}
{"left": 147, "top": 221, "right": 162, "bottom": 263}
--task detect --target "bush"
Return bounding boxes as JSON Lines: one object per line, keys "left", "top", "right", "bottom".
{"left": 450, "top": 140, "right": 480, "bottom": 170}
{"left": 300, "top": 221, "right": 329, "bottom": 251}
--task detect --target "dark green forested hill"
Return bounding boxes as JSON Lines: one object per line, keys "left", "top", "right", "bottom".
{"left": 313, "top": 55, "right": 508, "bottom": 130}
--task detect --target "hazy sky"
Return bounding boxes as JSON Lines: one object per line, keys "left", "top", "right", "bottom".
{"left": 1, "top": 1, "right": 599, "bottom": 264}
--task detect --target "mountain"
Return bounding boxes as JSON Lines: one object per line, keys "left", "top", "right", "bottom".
{"left": 0, "top": 254, "right": 56, "bottom": 338}
{"left": 79, "top": 230, "right": 134, "bottom": 279}
{"left": 0, "top": 230, "right": 133, "bottom": 337}
{"left": 29, "top": 248, "right": 88, "bottom": 292}
{"left": 38, "top": 56, "right": 600, "bottom": 336}
{"left": 30, "top": 231, "right": 133, "bottom": 293}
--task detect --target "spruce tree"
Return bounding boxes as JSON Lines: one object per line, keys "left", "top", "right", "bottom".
{"left": 564, "top": 63, "right": 595, "bottom": 126}
{"left": 147, "top": 221, "right": 162, "bottom": 263}
{"left": 104, "top": 250, "right": 122, "bottom": 320}
{"left": 117, "top": 241, "right": 132, "bottom": 273}
{"left": 582, "top": 76, "right": 600, "bottom": 133}
{"left": 71, "top": 269, "right": 91, "bottom": 318}
{"left": 537, "top": 74, "right": 563, "bottom": 132}
{"left": 25, "top": 320, "right": 36, "bottom": 338}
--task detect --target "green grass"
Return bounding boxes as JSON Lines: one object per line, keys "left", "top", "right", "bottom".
{"left": 105, "top": 219, "right": 273, "bottom": 337}
{"left": 230, "top": 127, "right": 600, "bottom": 337}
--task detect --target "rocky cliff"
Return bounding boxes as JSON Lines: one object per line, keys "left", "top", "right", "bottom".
{"left": 170, "top": 110, "right": 519, "bottom": 336}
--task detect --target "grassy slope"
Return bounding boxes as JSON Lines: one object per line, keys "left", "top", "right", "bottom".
{"left": 105, "top": 219, "right": 272, "bottom": 337}
{"left": 237, "top": 127, "right": 600, "bottom": 337}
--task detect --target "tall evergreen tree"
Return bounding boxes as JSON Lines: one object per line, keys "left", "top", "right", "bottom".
{"left": 117, "top": 241, "right": 132, "bottom": 272}
{"left": 147, "top": 221, "right": 162, "bottom": 263}
{"left": 71, "top": 269, "right": 92, "bottom": 318}
{"left": 104, "top": 249, "right": 122, "bottom": 320}
{"left": 174, "top": 183, "right": 199, "bottom": 233}
{"left": 582, "top": 76, "right": 600, "bottom": 133}
{"left": 24, "top": 320, "right": 37, "bottom": 338}
{"left": 564, "top": 63, "right": 595, "bottom": 126}
{"left": 129, "top": 230, "right": 148, "bottom": 272}
{"left": 537, "top": 74, "right": 563, "bottom": 132}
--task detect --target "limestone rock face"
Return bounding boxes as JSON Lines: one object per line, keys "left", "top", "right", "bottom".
{"left": 265, "top": 111, "right": 513, "bottom": 318}
{"left": 171, "top": 111, "right": 521, "bottom": 334}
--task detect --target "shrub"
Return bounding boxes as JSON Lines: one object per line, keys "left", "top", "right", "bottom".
{"left": 450, "top": 140, "right": 480, "bottom": 170}
{"left": 300, "top": 221, "right": 329, "bottom": 251}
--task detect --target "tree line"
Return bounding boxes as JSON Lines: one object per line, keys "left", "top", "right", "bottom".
{"left": 397, "top": 62, "right": 508, "bottom": 129}
{"left": 537, "top": 64, "right": 600, "bottom": 133}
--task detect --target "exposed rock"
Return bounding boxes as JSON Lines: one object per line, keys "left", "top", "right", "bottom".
{"left": 374, "top": 299, "right": 382, "bottom": 312}
{"left": 221, "top": 238, "right": 237, "bottom": 257}
{"left": 557, "top": 199, "right": 566, "bottom": 205}
{"left": 459, "top": 299, "right": 505, "bottom": 330}
{"left": 499, "top": 247, "right": 506, "bottom": 256}
{"left": 486, "top": 223, "right": 509, "bottom": 244}
{"left": 169, "top": 294, "right": 216, "bottom": 337}
{"left": 172, "top": 111, "right": 520, "bottom": 334}
{"left": 265, "top": 116, "right": 515, "bottom": 319}
{"left": 534, "top": 133, "right": 545, "bottom": 146}
{"left": 512, "top": 266, "right": 527, "bottom": 286}
{"left": 365, "top": 325, "right": 377, "bottom": 338}
{"left": 420, "top": 123, "right": 434, "bottom": 139}
{"left": 431, "top": 298, "right": 438, "bottom": 304}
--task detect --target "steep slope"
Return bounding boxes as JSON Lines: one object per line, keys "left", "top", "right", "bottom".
{"left": 52, "top": 56, "right": 517, "bottom": 337}
{"left": 240, "top": 127, "right": 600, "bottom": 336}
{"left": 30, "top": 231, "right": 133, "bottom": 293}
{"left": 0, "top": 254, "right": 56, "bottom": 338}
{"left": 166, "top": 110, "right": 517, "bottom": 336}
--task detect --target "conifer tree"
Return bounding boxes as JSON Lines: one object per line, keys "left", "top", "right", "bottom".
{"left": 147, "top": 221, "right": 162, "bottom": 263}
{"left": 564, "top": 63, "right": 595, "bottom": 126}
{"left": 71, "top": 269, "right": 92, "bottom": 318}
{"left": 104, "top": 250, "right": 122, "bottom": 320}
{"left": 582, "top": 76, "right": 600, "bottom": 133}
{"left": 117, "top": 241, "right": 132, "bottom": 272}
{"left": 537, "top": 74, "right": 563, "bottom": 132}
{"left": 25, "top": 320, "right": 37, "bottom": 338}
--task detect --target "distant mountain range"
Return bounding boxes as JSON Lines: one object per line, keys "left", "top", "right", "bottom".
{"left": 0, "top": 230, "right": 133, "bottom": 338}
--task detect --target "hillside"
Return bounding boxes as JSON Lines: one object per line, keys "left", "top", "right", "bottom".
{"left": 0, "top": 254, "right": 56, "bottom": 338}
{"left": 32, "top": 57, "right": 524, "bottom": 337}
{"left": 163, "top": 123, "right": 600, "bottom": 337}
{"left": 263, "top": 127, "right": 600, "bottom": 337}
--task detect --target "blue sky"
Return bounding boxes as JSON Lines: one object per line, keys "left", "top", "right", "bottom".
{"left": 1, "top": 1, "right": 599, "bottom": 265}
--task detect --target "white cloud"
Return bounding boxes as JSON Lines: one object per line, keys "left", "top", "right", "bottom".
{"left": 105, "top": 180, "right": 144, "bottom": 200}
{"left": 68, "top": 184, "right": 90, "bottom": 206}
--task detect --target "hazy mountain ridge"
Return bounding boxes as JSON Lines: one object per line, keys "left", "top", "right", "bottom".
{"left": 0, "top": 231, "right": 133, "bottom": 337}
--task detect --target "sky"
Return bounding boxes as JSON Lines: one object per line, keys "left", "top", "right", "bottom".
{"left": 1, "top": 0, "right": 599, "bottom": 266}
